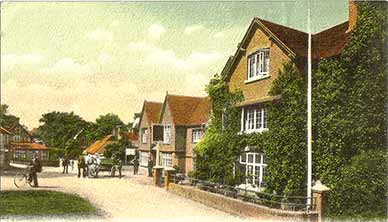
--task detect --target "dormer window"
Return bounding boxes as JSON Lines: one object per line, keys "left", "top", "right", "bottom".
{"left": 247, "top": 48, "right": 269, "bottom": 81}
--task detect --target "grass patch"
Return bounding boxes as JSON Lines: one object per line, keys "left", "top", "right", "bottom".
{"left": 0, "top": 190, "right": 98, "bottom": 217}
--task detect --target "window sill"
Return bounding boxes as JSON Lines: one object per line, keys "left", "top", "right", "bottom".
{"left": 244, "top": 75, "right": 270, "bottom": 84}
{"left": 241, "top": 128, "right": 268, "bottom": 134}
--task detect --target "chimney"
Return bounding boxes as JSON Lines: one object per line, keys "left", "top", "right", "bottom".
{"left": 347, "top": 0, "right": 358, "bottom": 33}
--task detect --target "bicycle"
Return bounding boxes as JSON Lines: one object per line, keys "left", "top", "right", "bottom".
{"left": 14, "top": 166, "right": 34, "bottom": 188}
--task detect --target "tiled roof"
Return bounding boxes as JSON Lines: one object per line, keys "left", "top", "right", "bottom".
{"left": 0, "top": 127, "right": 13, "bottom": 135}
{"left": 144, "top": 101, "right": 163, "bottom": 124}
{"left": 10, "top": 142, "right": 47, "bottom": 150}
{"left": 258, "top": 18, "right": 351, "bottom": 60}
{"left": 256, "top": 18, "right": 308, "bottom": 57}
{"left": 164, "top": 95, "right": 210, "bottom": 126}
{"left": 84, "top": 135, "right": 114, "bottom": 154}
{"left": 223, "top": 17, "right": 352, "bottom": 80}
{"left": 312, "top": 22, "right": 350, "bottom": 60}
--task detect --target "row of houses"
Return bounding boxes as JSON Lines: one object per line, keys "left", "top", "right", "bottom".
{"left": 81, "top": 0, "right": 357, "bottom": 191}
{"left": 0, "top": 123, "right": 49, "bottom": 167}
{"left": 130, "top": 0, "right": 357, "bottom": 188}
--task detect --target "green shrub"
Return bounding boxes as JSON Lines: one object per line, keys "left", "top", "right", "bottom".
{"left": 327, "top": 150, "right": 387, "bottom": 220}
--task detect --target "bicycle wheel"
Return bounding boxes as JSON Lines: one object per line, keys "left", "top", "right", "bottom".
{"left": 14, "top": 172, "right": 27, "bottom": 188}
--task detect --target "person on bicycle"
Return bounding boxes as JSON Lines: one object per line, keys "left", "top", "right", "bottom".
{"left": 29, "top": 154, "right": 41, "bottom": 187}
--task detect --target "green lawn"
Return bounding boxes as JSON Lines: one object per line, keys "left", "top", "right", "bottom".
{"left": 0, "top": 190, "right": 98, "bottom": 217}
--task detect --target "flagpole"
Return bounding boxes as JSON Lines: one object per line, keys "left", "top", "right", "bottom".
{"left": 307, "top": 0, "right": 313, "bottom": 210}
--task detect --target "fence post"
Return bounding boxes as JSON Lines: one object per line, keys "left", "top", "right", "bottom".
{"left": 164, "top": 168, "right": 176, "bottom": 190}
{"left": 153, "top": 166, "right": 164, "bottom": 187}
{"left": 312, "top": 180, "right": 330, "bottom": 222}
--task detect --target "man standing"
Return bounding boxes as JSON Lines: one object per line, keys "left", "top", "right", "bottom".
{"left": 133, "top": 157, "right": 139, "bottom": 175}
{"left": 77, "top": 155, "right": 86, "bottom": 178}
{"left": 62, "top": 157, "right": 69, "bottom": 174}
{"left": 147, "top": 155, "right": 153, "bottom": 177}
{"left": 30, "top": 154, "right": 41, "bottom": 187}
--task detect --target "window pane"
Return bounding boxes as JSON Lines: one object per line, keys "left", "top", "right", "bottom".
{"left": 248, "top": 154, "right": 254, "bottom": 163}
{"left": 241, "top": 154, "right": 247, "bottom": 163}
{"left": 263, "top": 108, "right": 268, "bottom": 129}
{"left": 255, "top": 109, "right": 262, "bottom": 129}
{"left": 248, "top": 56, "right": 255, "bottom": 78}
{"left": 255, "top": 154, "right": 261, "bottom": 163}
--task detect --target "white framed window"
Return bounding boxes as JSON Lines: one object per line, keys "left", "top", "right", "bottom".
{"left": 160, "top": 152, "right": 172, "bottom": 167}
{"left": 141, "top": 128, "right": 147, "bottom": 144}
{"left": 163, "top": 125, "right": 171, "bottom": 144}
{"left": 192, "top": 129, "right": 203, "bottom": 143}
{"left": 240, "top": 152, "right": 267, "bottom": 188}
{"left": 243, "top": 107, "right": 268, "bottom": 133}
{"left": 247, "top": 49, "right": 269, "bottom": 81}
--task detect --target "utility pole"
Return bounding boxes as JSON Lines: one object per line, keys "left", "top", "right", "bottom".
{"left": 307, "top": 0, "right": 313, "bottom": 210}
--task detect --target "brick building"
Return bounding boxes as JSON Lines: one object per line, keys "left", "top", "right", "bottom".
{"left": 221, "top": 0, "right": 357, "bottom": 190}
{"left": 154, "top": 94, "right": 210, "bottom": 174}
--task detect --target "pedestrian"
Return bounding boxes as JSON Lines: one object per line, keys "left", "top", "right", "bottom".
{"left": 78, "top": 155, "right": 86, "bottom": 178}
{"left": 70, "top": 160, "right": 74, "bottom": 171}
{"left": 133, "top": 157, "right": 139, "bottom": 175}
{"left": 112, "top": 154, "right": 123, "bottom": 179}
{"left": 29, "top": 153, "right": 42, "bottom": 187}
{"left": 62, "top": 157, "right": 69, "bottom": 174}
{"left": 147, "top": 155, "right": 153, "bottom": 177}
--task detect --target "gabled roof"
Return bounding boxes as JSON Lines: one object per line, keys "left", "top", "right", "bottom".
{"left": 0, "top": 127, "right": 13, "bottom": 135}
{"left": 10, "top": 142, "right": 47, "bottom": 150}
{"left": 160, "top": 94, "right": 210, "bottom": 126}
{"left": 222, "top": 17, "right": 352, "bottom": 80}
{"left": 84, "top": 135, "right": 114, "bottom": 154}
{"left": 140, "top": 101, "right": 163, "bottom": 126}
{"left": 7, "top": 122, "right": 33, "bottom": 138}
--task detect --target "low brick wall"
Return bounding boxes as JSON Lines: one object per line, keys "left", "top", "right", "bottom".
{"left": 169, "top": 183, "right": 318, "bottom": 222}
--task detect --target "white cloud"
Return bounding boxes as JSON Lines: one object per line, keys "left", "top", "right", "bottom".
{"left": 1, "top": 53, "right": 45, "bottom": 73}
{"left": 214, "top": 32, "right": 225, "bottom": 38}
{"left": 3, "top": 40, "right": 226, "bottom": 128}
{"left": 148, "top": 24, "right": 166, "bottom": 39}
{"left": 184, "top": 25, "right": 205, "bottom": 35}
{"left": 86, "top": 28, "right": 113, "bottom": 42}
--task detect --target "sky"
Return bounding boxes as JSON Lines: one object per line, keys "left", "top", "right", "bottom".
{"left": 1, "top": 0, "right": 348, "bottom": 129}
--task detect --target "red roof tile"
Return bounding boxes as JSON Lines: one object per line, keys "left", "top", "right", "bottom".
{"left": 165, "top": 95, "right": 210, "bottom": 126}
{"left": 143, "top": 101, "right": 163, "bottom": 124}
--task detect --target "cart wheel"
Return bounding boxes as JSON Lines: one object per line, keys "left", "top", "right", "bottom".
{"left": 14, "top": 172, "right": 27, "bottom": 188}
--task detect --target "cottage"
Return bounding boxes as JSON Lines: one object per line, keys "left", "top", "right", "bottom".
{"left": 10, "top": 142, "right": 49, "bottom": 161}
{"left": 137, "top": 101, "right": 163, "bottom": 168}
{"left": 153, "top": 94, "right": 210, "bottom": 175}
{"left": 7, "top": 122, "right": 33, "bottom": 143}
{"left": 221, "top": 0, "right": 357, "bottom": 190}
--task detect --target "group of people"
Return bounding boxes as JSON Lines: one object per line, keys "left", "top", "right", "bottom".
{"left": 61, "top": 158, "right": 75, "bottom": 174}
{"left": 23, "top": 152, "right": 155, "bottom": 188}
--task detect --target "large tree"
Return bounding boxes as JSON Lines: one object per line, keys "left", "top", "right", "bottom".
{"left": 88, "top": 113, "right": 125, "bottom": 141}
{"left": 38, "top": 111, "right": 90, "bottom": 149}
{"left": 0, "top": 104, "right": 20, "bottom": 128}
